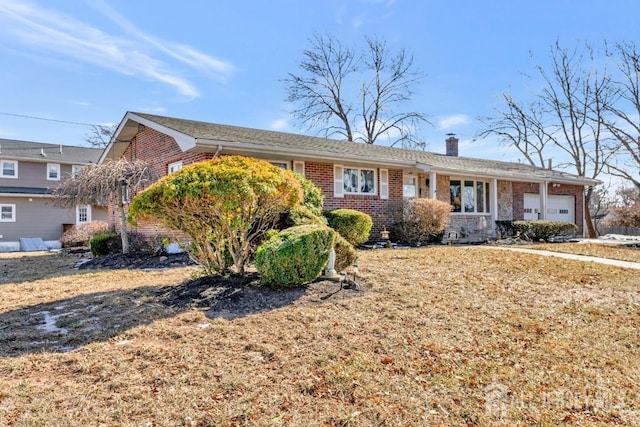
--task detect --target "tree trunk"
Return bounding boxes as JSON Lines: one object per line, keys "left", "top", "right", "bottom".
{"left": 584, "top": 188, "right": 597, "bottom": 238}
{"left": 118, "top": 186, "right": 130, "bottom": 254}
{"left": 584, "top": 205, "right": 597, "bottom": 238}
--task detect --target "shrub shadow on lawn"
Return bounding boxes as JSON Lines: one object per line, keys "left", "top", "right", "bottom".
{"left": 0, "top": 273, "right": 360, "bottom": 357}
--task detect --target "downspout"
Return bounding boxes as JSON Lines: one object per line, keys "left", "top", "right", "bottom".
{"left": 213, "top": 145, "right": 223, "bottom": 159}
{"left": 491, "top": 178, "right": 498, "bottom": 224}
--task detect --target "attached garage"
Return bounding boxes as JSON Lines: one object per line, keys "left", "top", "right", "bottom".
{"left": 523, "top": 193, "right": 575, "bottom": 223}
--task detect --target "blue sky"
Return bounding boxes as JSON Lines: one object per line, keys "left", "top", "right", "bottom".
{"left": 1, "top": 0, "right": 639, "bottom": 163}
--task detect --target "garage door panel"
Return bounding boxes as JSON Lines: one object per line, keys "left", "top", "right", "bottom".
{"left": 523, "top": 193, "right": 574, "bottom": 223}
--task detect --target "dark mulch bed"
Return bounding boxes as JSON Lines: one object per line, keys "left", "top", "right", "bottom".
{"left": 75, "top": 252, "right": 194, "bottom": 270}
{"left": 73, "top": 252, "right": 364, "bottom": 319}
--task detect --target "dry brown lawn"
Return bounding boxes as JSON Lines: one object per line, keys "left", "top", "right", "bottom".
{"left": 1, "top": 247, "right": 639, "bottom": 426}
{"left": 523, "top": 243, "right": 640, "bottom": 264}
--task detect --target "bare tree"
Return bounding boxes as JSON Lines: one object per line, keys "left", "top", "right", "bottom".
{"left": 85, "top": 124, "right": 116, "bottom": 148}
{"left": 478, "top": 94, "right": 550, "bottom": 168}
{"left": 284, "top": 34, "right": 428, "bottom": 147}
{"left": 53, "top": 159, "right": 155, "bottom": 254}
{"left": 478, "top": 41, "right": 616, "bottom": 237}
{"left": 603, "top": 41, "right": 640, "bottom": 190}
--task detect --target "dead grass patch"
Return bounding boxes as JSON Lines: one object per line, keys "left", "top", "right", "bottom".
{"left": 1, "top": 247, "right": 639, "bottom": 426}
{"left": 523, "top": 243, "right": 640, "bottom": 263}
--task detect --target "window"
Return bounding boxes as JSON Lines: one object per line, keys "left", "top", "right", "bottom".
{"left": 1, "top": 160, "right": 17, "bottom": 178}
{"left": 450, "top": 178, "right": 490, "bottom": 214}
{"left": 76, "top": 205, "right": 91, "bottom": 224}
{"left": 343, "top": 167, "right": 375, "bottom": 195}
{"left": 47, "top": 163, "right": 61, "bottom": 181}
{"left": 72, "top": 165, "right": 84, "bottom": 177}
{"left": 270, "top": 161, "right": 289, "bottom": 170}
{"left": 403, "top": 173, "right": 416, "bottom": 198}
{"left": 168, "top": 161, "right": 183, "bottom": 174}
{"left": 0, "top": 204, "right": 15, "bottom": 222}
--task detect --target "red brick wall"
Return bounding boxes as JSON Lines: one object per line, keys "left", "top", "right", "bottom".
{"left": 123, "top": 127, "right": 213, "bottom": 177}
{"left": 511, "top": 182, "right": 584, "bottom": 234}
{"left": 113, "top": 134, "right": 405, "bottom": 242}
{"left": 305, "top": 161, "right": 402, "bottom": 240}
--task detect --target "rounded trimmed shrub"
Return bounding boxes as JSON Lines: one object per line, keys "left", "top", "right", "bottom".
{"left": 255, "top": 224, "right": 335, "bottom": 288}
{"left": 89, "top": 233, "right": 119, "bottom": 257}
{"left": 325, "top": 209, "right": 373, "bottom": 246}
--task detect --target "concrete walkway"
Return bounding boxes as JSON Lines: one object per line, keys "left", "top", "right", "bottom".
{"left": 478, "top": 246, "right": 640, "bottom": 270}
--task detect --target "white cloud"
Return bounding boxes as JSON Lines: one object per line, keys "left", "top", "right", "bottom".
{"left": 0, "top": 0, "right": 235, "bottom": 98}
{"left": 438, "top": 114, "right": 470, "bottom": 130}
{"left": 269, "top": 119, "right": 289, "bottom": 131}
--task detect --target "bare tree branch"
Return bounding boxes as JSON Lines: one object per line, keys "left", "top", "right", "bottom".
{"left": 84, "top": 124, "right": 117, "bottom": 148}
{"left": 52, "top": 159, "right": 156, "bottom": 253}
{"left": 283, "top": 33, "right": 429, "bottom": 147}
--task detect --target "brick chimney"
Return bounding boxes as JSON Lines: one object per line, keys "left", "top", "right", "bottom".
{"left": 445, "top": 133, "right": 458, "bottom": 156}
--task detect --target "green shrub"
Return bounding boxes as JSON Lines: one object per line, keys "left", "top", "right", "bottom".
{"left": 334, "top": 233, "right": 357, "bottom": 272}
{"left": 512, "top": 220, "right": 578, "bottom": 241}
{"left": 255, "top": 224, "right": 335, "bottom": 288}
{"left": 89, "top": 233, "right": 118, "bottom": 257}
{"left": 284, "top": 205, "right": 328, "bottom": 228}
{"left": 325, "top": 209, "right": 373, "bottom": 246}
{"left": 128, "top": 155, "right": 302, "bottom": 276}
{"left": 295, "top": 173, "right": 324, "bottom": 217}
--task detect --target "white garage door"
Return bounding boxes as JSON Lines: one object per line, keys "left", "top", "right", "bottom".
{"left": 523, "top": 194, "right": 575, "bottom": 223}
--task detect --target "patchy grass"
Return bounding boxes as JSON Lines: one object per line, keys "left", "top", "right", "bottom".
{"left": 1, "top": 248, "right": 639, "bottom": 426}
{"left": 522, "top": 243, "right": 640, "bottom": 263}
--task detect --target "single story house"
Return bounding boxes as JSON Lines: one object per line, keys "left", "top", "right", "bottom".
{"left": 0, "top": 139, "right": 107, "bottom": 252}
{"left": 100, "top": 111, "right": 599, "bottom": 241}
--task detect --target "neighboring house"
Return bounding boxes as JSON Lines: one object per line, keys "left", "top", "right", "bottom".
{"left": 100, "top": 111, "right": 600, "bottom": 241}
{"left": 0, "top": 139, "right": 107, "bottom": 252}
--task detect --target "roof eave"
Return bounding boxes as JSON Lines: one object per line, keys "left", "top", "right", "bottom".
{"left": 99, "top": 112, "right": 197, "bottom": 164}
{"left": 193, "top": 138, "right": 418, "bottom": 168}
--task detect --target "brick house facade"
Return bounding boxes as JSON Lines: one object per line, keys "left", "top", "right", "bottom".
{"left": 101, "top": 112, "right": 599, "bottom": 242}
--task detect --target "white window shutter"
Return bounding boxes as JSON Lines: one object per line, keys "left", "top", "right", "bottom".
{"left": 380, "top": 169, "right": 389, "bottom": 200}
{"left": 293, "top": 161, "right": 305, "bottom": 177}
{"left": 334, "top": 164, "right": 344, "bottom": 198}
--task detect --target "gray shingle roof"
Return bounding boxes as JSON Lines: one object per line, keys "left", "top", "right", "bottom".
{"left": 0, "top": 139, "right": 103, "bottom": 164}
{"left": 130, "top": 112, "right": 599, "bottom": 186}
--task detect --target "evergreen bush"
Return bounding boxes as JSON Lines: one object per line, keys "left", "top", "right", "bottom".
{"left": 89, "top": 233, "right": 119, "bottom": 257}
{"left": 255, "top": 224, "right": 335, "bottom": 288}
{"left": 325, "top": 209, "right": 372, "bottom": 246}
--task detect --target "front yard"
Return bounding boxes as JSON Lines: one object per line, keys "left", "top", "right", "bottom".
{"left": 1, "top": 246, "right": 639, "bottom": 426}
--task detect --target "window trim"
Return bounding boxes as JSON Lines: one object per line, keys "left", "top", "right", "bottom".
{"left": 0, "top": 204, "right": 16, "bottom": 222}
{"left": 71, "top": 165, "right": 84, "bottom": 177}
{"left": 47, "top": 163, "right": 61, "bottom": 181}
{"left": 343, "top": 166, "right": 377, "bottom": 196}
{"left": 450, "top": 177, "right": 491, "bottom": 214}
{"left": 168, "top": 161, "right": 183, "bottom": 174}
{"left": 293, "top": 161, "right": 305, "bottom": 177}
{"left": 0, "top": 160, "right": 18, "bottom": 179}
{"left": 76, "top": 205, "right": 92, "bottom": 224}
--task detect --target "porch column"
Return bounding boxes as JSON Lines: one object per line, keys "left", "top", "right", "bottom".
{"left": 491, "top": 178, "right": 498, "bottom": 223}
{"left": 429, "top": 172, "right": 437, "bottom": 199}
{"left": 539, "top": 182, "right": 548, "bottom": 220}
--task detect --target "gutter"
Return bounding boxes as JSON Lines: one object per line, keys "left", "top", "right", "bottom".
{"left": 194, "top": 138, "right": 417, "bottom": 168}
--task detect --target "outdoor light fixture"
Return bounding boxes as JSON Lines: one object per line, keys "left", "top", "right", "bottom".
{"left": 380, "top": 227, "right": 390, "bottom": 240}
